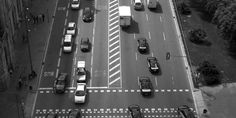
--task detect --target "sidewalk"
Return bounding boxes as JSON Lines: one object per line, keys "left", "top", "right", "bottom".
{"left": 0, "top": 0, "right": 56, "bottom": 118}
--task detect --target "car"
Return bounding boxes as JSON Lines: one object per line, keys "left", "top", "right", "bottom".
{"left": 74, "top": 83, "right": 87, "bottom": 103}
{"left": 53, "top": 73, "right": 67, "bottom": 93}
{"left": 134, "top": 0, "right": 143, "bottom": 10}
{"left": 46, "top": 112, "right": 57, "bottom": 118}
{"left": 80, "top": 37, "right": 90, "bottom": 52}
{"left": 177, "top": 105, "right": 195, "bottom": 118}
{"left": 66, "top": 22, "right": 77, "bottom": 36}
{"left": 128, "top": 104, "right": 143, "bottom": 118}
{"left": 68, "top": 110, "right": 81, "bottom": 118}
{"left": 71, "top": 0, "right": 80, "bottom": 9}
{"left": 147, "top": 0, "right": 157, "bottom": 9}
{"left": 82, "top": 7, "right": 93, "bottom": 22}
{"left": 76, "top": 61, "right": 86, "bottom": 82}
{"left": 63, "top": 34, "right": 73, "bottom": 53}
{"left": 147, "top": 57, "right": 160, "bottom": 74}
{"left": 137, "top": 38, "right": 148, "bottom": 53}
{"left": 139, "top": 77, "right": 153, "bottom": 96}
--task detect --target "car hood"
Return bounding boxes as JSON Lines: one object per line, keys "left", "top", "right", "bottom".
{"left": 74, "top": 95, "right": 85, "bottom": 103}
{"left": 56, "top": 85, "right": 65, "bottom": 90}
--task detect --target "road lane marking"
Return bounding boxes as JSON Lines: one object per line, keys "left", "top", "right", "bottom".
{"left": 109, "top": 40, "right": 119, "bottom": 48}
{"left": 109, "top": 7, "right": 118, "bottom": 13}
{"left": 163, "top": 32, "right": 166, "bottom": 40}
{"left": 155, "top": 77, "right": 158, "bottom": 86}
{"left": 134, "top": 33, "right": 136, "bottom": 39}
{"left": 160, "top": 16, "right": 162, "bottom": 22}
{"left": 56, "top": 68, "right": 59, "bottom": 78}
{"left": 110, "top": 35, "right": 119, "bottom": 42}
{"left": 148, "top": 32, "right": 151, "bottom": 39}
{"left": 109, "top": 46, "right": 119, "bottom": 53}
{"left": 109, "top": 57, "right": 120, "bottom": 65}
{"left": 109, "top": 64, "right": 120, "bottom": 72}
{"left": 59, "top": 48, "right": 62, "bottom": 56}
{"left": 109, "top": 51, "right": 119, "bottom": 59}
{"left": 109, "top": 30, "right": 119, "bottom": 37}
{"left": 135, "top": 52, "right": 138, "bottom": 61}
{"left": 109, "top": 70, "right": 120, "bottom": 78}
{"left": 109, "top": 25, "right": 119, "bottom": 32}
{"left": 109, "top": 0, "right": 116, "bottom": 5}
{"left": 57, "top": 58, "right": 61, "bottom": 67}
{"left": 67, "top": 3, "right": 70, "bottom": 8}
{"left": 151, "top": 52, "right": 154, "bottom": 57}
{"left": 109, "top": 76, "right": 121, "bottom": 85}
{"left": 109, "top": 11, "right": 119, "bottom": 18}
{"left": 146, "top": 14, "right": 149, "bottom": 21}
{"left": 66, "top": 10, "right": 69, "bottom": 17}
{"left": 64, "top": 18, "right": 67, "bottom": 26}
{"left": 109, "top": 19, "right": 119, "bottom": 26}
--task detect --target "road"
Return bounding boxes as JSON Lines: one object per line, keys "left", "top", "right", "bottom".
{"left": 32, "top": 0, "right": 196, "bottom": 117}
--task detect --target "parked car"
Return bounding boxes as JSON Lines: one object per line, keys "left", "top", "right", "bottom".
{"left": 128, "top": 104, "right": 143, "bottom": 118}
{"left": 63, "top": 34, "right": 73, "bottom": 53}
{"left": 80, "top": 37, "right": 90, "bottom": 52}
{"left": 71, "top": 0, "right": 80, "bottom": 10}
{"left": 147, "top": 0, "right": 157, "bottom": 9}
{"left": 147, "top": 57, "right": 160, "bottom": 74}
{"left": 66, "top": 22, "right": 77, "bottom": 36}
{"left": 82, "top": 7, "right": 93, "bottom": 22}
{"left": 53, "top": 73, "right": 67, "bottom": 94}
{"left": 134, "top": 0, "right": 143, "bottom": 10}
{"left": 137, "top": 38, "right": 148, "bottom": 53}
{"left": 68, "top": 110, "right": 81, "bottom": 118}
{"left": 76, "top": 61, "right": 86, "bottom": 82}
{"left": 139, "top": 77, "right": 153, "bottom": 96}
{"left": 46, "top": 112, "right": 57, "bottom": 118}
{"left": 177, "top": 105, "right": 195, "bottom": 118}
{"left": 74, "top": 83, "right": 87, "bottom": 103}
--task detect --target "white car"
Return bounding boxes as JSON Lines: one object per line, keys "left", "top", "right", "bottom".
{"left": 71, "top": 0, "right": 80, "bottom": 9}
{"left": 66, "top": 22, "right": 76, "bottom": 36}
{"left": 74, "top": 83, "right": 87, "bottom": 103}
{"left": 63, "top": 34, "right": 72, "bottom": 53}
{"left": 76, "top": 61, "right": 86, "bottom": 82}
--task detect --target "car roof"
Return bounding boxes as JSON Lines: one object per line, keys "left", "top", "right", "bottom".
{"left": 76, "top": 83, "right": 86, "bottom": 91}
{"left": 64, "top": 35, "right": 72, "bottom": 42}
{"left": 72, "top": 0, "right": 79, "bottom": 2}
{"left": 139, "top": 77, "right": 152, "bottom": 89}
{"left": 68, "top": 22, "right": 75, "bottom": 27}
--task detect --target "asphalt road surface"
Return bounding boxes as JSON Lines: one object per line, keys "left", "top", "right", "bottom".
{"left": 32, "top": 0, "right": 196, "bottom": 117}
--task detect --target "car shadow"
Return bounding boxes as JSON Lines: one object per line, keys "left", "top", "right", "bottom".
{"left": 149, "top": 3, "right": 163, "bottom": 13}
{"left": 121, "top": 20, "right": 140, "bottom": 34}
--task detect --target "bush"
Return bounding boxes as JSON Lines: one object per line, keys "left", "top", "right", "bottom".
{"left": 197, "top": 61, "right": 221, "bottom": 85}
{"left": 189, "top": 28, "right": 207, "bottom": 43}
{"left": 178, "top": 2, "right": 191, "bottom": 15}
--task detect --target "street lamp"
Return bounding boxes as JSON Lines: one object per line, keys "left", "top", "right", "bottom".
{"left": 25, "top": 7, "right": 37, "bottom": 79}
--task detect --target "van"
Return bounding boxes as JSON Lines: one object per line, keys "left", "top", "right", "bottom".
{"left": 134, "top": 0, "right": 143, "bottom": 10}
{"left": 147, "top": 0, "right": 157, "bottom": 9}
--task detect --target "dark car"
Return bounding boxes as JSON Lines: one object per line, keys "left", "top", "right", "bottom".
{"left": 139, "top": 77, "right": 153, "bottom": 96}
{"left": 68, "top": 110, "right": 81, "bottom": 118}
{"left": 137, "top": 38, "right": 148, "bottom": 53}
{"left": 80, "top": 37, "right": 90, "bottom": 52}
{"left": 46, "top": 112, "right": 57, "bottom": 118}
{"left": 53, "top": 73, "right": 67, "bottom": 93}
{"left": 128, "top": 105, "right": 143, "bottom": 118}
{"left": 82, "top": 7, "right": 93, "bottom": 22}
{"left": 177, "top": 105, "right": 195, "bottom": 118}
{"left": 147, "top": 57, "right": 160, "bottom": 74}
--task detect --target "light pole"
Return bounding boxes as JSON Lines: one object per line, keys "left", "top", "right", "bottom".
{"left": 24, "top": 7, "right": 37, "bottom": 79}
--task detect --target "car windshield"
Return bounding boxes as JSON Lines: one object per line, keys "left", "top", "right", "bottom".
{"left": 84, "top": 9, "right": 91, "bottom": 16}
{"left": 64, "top": 42, "right": 71, "bottom": 46}
{"left": 72, "top": 1, "right": 79, "bottom": 4}
{"left": 77, "top": 68, "right": 85, "bottom": 74}
{"left": 67, "top": 27, "right": 74, "bottom": 30}
{"left": 136, "top": 3, "right": 142, "bottom": 6}
{"left": 75, "top": 90, "right": 85, "bottom": 96}
{"left": 56, "top": 80, "right": 64, "bottom": 85}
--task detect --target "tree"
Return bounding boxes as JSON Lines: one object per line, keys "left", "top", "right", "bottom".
{"left": 189, "top": 28, "right": 207, "bottom": 43}
{"left": 197, "top": 61, "right": 221, "bottom": 85}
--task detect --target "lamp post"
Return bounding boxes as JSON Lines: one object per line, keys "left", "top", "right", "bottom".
{"left": 24, "top": 7, "right": 37, "bottom": 79}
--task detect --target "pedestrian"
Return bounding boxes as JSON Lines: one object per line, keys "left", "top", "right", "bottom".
{"left": 42, "top": 14, "right": 45, "bottom": 22}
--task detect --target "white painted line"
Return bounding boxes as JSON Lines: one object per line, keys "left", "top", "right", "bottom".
{"left": 57, "top": 58, "right": 61, "bottom": 67}
{"left": 135, "top": 53, "right": 137, "bottom": 61}
{"left": 109, "top": 35, "right": 119, "bottom": 42}
{"left": 185, "top": 89, "right": 189, "bottom": 92}
{"left": 167, "top": 89, "right": 171, "bottom": 92}
{"left": 79, "top": 10, "right": 82, "bottom": 17}
{"left": 109, "top": 0, "right": 117, "bottom": 5}
{"left": 173, "top": 89, "right": 177, "bottom": 92}
{"left": 134, "top": 34, "right": 136, "bottom": 39}
{"left": 109, "top": 7, "right": 118, "bottom": 13}
{"left": 66, "top": 10, "right": 69, "bottom": 17}
{"left": 151, "top": 52, "right": 154, "bottom": 57}
{"left": 179, "top": 89, "right": 183, "bottom": 92}
{"left": 109, "top": 57, "right": 120, "bottom": 65}
{"left": 160, "top": 16, "right": 162, "bottom": 22}
{"left": 66, "top": 87, "right": 76, "bottom": 90}
{"left": 109, "top": 63, "right": 120, "bottom": 72}
{"left": 61, "top": 38, "right": 64, "bottom": 45}
{"left": 90, "top": 67, "right": 93, "bottom": 87}
{"left": 109, "top": 51, "right": 119, "bottom": 59}
{"left": 109, "top": 25, "right": 119, "bottom": 32}
{"left": 109, "top": 11, "right": 119, "bottom": 18}
{"left": 148, "top": 32, "right": 151, "bottom": 40}
{"left": 63, "top": 28, "right": 65, "bottom": 35}
{"left": 137, "top": 76, "right": 140, "bottom": 85}
{"left": 38, "top": 87, "right": 53, "bottom": 90}
{"left": 131, "top": 90, "right": 135, "bottom": 92}
{"left": 109, "top": 19, "right": 119, "bottom": 26}
{"left": 163, "top": 32, "right": 166, "bottom": 40}
{"left": 59, "top": 48, "right": 62, "bottom": 56}
{"left": 75, "top": 47, "right": 78, "bottom": 54}
{"left": 155, "top": 89, "right": 159, "bottom": 92}
{"left": 64, "top": 18, "right": 67, "bottom": 26}
{"left": 130, "top": 0, "right": 132, "bottom": 4}
{"left": 161, "top": 89, "right": 165, "bottom": 92}
{"left": 146, "top": 14, "right": 149, "bottom": 21}
{"left": 109, "top": 30, "right": 119, "bottom": 37}
{"left": 67, "top": 3, "right": 70, "bottom": 8}
{"left": 109, "top": 45, "right": 119, "bottom": 53}
{"left": 109, "top": 70, "right": 120, "bottom": 78}
{"left": 87, "top": 87, "right": 108, "bottom": 89}
{"left": 56, "top": 68, "right": 59, "bottom": 78}
{"left": 109, "top": 40, "right": 119, "bottom": 48}
{"left": 109, "top": 3, "right": 118, "bottom": 9}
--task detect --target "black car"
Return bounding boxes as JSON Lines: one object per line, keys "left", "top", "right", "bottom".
{"left": 68, "top": 110, "right": 81, "bottom": 118}
{"left": 177, "top": 105, "right": 195, "bottom": 118}
{"left": 53, "top": 73, "right": 67, "bottom": 93}
{"left": 137, "top": 38, "right": 148, "bottom": 53}
{"left": 128, "top": 105, "right": 143, "bottom": 118}
{"left": 82, "top": 7, "right": 93, "bottom": 22}
{"left": 46, "top": 112, "right": 57, "bottom": 118}
{"left": 147, "top": 57, "right": 160, "bottom": 74}
{"left": 139, "top": 77, "right": 153, "bottom": 96}
{"left": 80, "top": 37, "right": 90, "bottom": 52}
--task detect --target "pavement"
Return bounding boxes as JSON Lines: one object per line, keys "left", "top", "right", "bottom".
{"left": 0, "top": 0, "right": 57, "bottom": 118}
{"left": 0, "top": 0, "right": 208, "bottom": 118}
